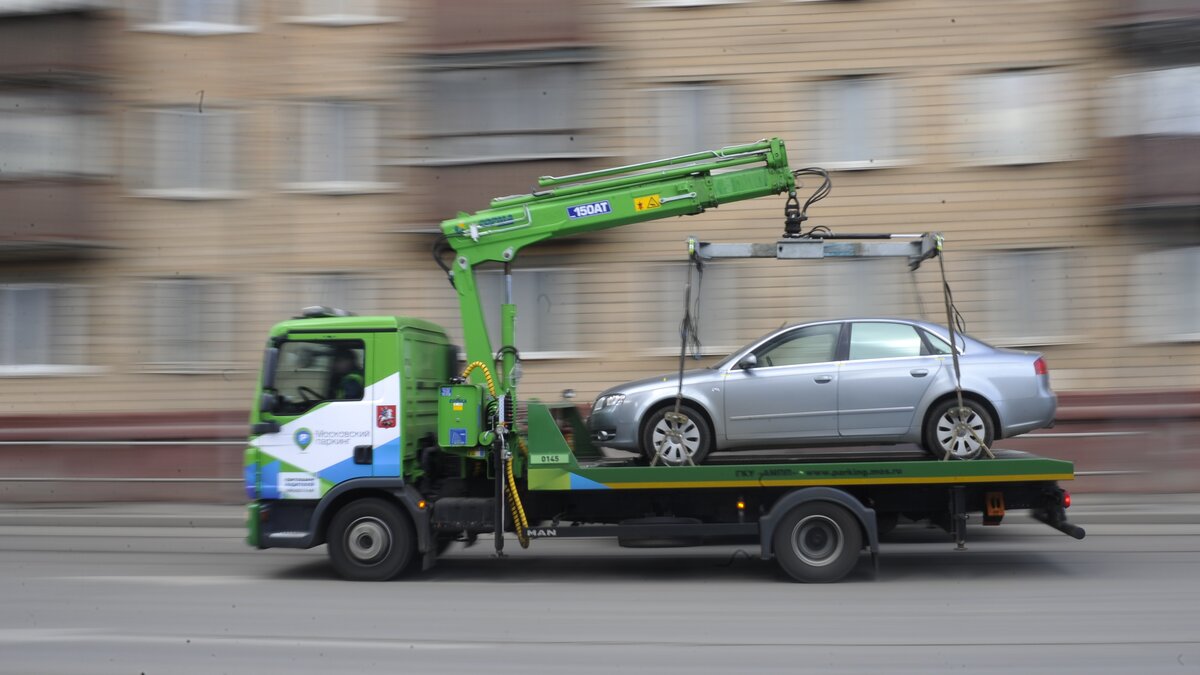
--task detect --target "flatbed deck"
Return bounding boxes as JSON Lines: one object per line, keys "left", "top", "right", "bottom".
{"left": 525, "top": 406, "right": 1075, "bottom": 492}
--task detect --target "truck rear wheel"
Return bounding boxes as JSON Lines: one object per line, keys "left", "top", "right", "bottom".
{"left": 772, "top": 502, "right": 863, "bottom": 583}
{"left": 327, "top": 498, "right": 415, "bottom": 581}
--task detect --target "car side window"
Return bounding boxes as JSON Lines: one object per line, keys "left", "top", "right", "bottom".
{"left": 848, "top": 323, "right": 923, "bottom": 360}
{"left": 756, "top": 324, "right": 840, "bottom": 367}
{"left": 922, "top": 330, "right": 953, "bottom": 355}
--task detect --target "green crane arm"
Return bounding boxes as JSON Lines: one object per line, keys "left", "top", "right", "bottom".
{"left": 437, "top": 137, "right": 797, "bottom": 396}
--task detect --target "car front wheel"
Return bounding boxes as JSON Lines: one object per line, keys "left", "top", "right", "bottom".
{"left": 640, "top": 404, "right": 712, "bottom": 466}
{"left": 923, "top": 398, "right": 995, "bottom": 460}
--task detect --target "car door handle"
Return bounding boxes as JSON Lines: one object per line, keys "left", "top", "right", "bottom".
{"left": 814, "top": 375, "right": 833, "bottom": 384}
{"left": 910, "top": 369, "right": 929, "bottom": 377}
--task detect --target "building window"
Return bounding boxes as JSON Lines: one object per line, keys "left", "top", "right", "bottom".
{"left": 285, "top": 0, "right": 398, "bottom": 25}
{"left": 1110, "top": 66, "right": 1200, "bottom": 137}
{"left": 282, "top": 101, "right": 385, "bottom": 193}
{"left": 646, "top": 262, "right": 740, "bottom": 355}
{"left": 132, "top": 0, "right": 255, "bottom": 35}
{"left": 964, "top": 69, "right": 1078, "bottom": 165}
{"left": 419, "top": 51, "right": 596, "bottom": 165}
{"left": 651, "top": 84, "right": 732, "bottom": 157}
{"left": 290, "top": 274, "right": 377, "bottom": 315}
{"left": 146, "top": 279, "right": 235, "bottom": 370}
{"left": 476, "top": 268, "right": 580, "bottom": 357}
{"left": 129, "top": 109, "right": 240, "bottom": 198}
{"left": 815, "top": 76, "right": 899, "bottom": 169}
{"left": 822, "top": 259, "right": 915, "bottom": 320}
{"left": 978, "top": 250, "right": 1073, "bottom": 347}
{"left": 0, "top": 92, "right": 107, "bottom": 178}
{"left": 1131, "top": 247, "right": 1200, "bottom": 342}
{"left": 0, "top": 284, "right": 89, "bottom": 374}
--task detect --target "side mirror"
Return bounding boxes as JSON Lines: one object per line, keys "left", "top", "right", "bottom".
{"left": 251, "top": 420, "right": 281, "bottom": 435}
{"left": 738, "top": 353, "right": 758, "bottom": 370}
{"left": 259, "top": 391, "right": 278, "bottom": 414}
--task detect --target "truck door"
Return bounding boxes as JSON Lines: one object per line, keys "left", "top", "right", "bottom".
{"left": 254, "top": 335, "right": 374, "bottom": 500}
{"left": 723, "top": 323, "right": 842, "bottom": 441}
{"left": 837, "top": 321, "right": 943, "bottom": 438}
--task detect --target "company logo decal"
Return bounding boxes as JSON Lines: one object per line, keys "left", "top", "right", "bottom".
{"left": 294, "top": 428, "right": 313, "bottom": 451}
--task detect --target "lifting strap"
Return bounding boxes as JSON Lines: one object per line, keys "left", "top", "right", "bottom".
{"left": 651, "top": 249, "right": 704, "bottom": 467}
{"left": 935, "top": 238, "right": 994, "bottom": 461}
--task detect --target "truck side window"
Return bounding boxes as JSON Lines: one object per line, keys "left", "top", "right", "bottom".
{"left": 271, "top": 340, "right": 365, "bottom": 415}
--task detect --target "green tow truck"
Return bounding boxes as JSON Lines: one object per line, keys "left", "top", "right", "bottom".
{"left": 244, "top": 138, "right": 1084, "bottom": 583}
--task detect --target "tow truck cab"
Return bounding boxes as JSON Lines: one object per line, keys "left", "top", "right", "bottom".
{"left": 244, "top": 309, "right": 454, "bottom": 545}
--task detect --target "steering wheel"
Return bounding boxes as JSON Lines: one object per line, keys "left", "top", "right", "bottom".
{"left": 297, "top": 386, "right": 323, "bottom": 402}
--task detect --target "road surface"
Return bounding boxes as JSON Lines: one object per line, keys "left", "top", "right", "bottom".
{"left": 1, "top": 501, "right": 1198, "bottom": 674}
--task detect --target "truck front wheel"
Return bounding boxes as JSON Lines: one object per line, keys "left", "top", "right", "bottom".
{"left": 772, "top": 502, "right": 863, "bottom": 583}
{"left": 327, "top": 498, "right": 415, "bottom": 581}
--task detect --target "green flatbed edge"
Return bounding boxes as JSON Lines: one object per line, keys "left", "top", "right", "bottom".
{"left": 523, "top": 403, "right": 1074, "bottom": 492}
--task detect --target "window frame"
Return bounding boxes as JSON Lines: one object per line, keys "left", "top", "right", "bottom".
{"left": 128, "top": 107, "right": 246, "bottom": 200}
{"left": 961, "top": 67, "right": 1080, "bottom": 166}
{"left": 411, "top": 51, "right": 602, "bottom": 167}
{"left": 0, "top": 283, "right": 97, "bottom": 377}
{"left": 130, "top": 0, "right": 257, "bottom": 36}
{"left": 141, "top": 277, "right": 237, "bottom": 373}
{"left": 279, "top": 100, "right": 394, "bottom": 194}
{"left": 474, "top": 267, "right": 590, "bottom": 360}
{"left": 814, "top": 75, "right": 907, "bottom": 171}
{"left": 282, "top": 0, "right": 400, "bottom": 25}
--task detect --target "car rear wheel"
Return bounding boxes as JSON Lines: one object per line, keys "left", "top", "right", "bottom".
{"left": 923, "top": 398, "right": 994, "bottom": 460}
{"left": 640, "top": 404, "right": 712, "bottom": 466}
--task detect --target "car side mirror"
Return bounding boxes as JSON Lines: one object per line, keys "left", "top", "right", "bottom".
{"left": 738, "top": 353, "right": 758, "bottom": 370}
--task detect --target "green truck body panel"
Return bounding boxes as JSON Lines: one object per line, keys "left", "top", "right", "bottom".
{"left": 246, "top": 315, "right": 454, "bottom": 501}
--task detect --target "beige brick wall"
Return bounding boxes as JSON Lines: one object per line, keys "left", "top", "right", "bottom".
{"left": 2, "top": 0, "right": 1195, "bottom": 417}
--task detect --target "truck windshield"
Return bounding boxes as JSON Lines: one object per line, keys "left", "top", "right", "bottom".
{"left": 270, "top": 339, "right": 365, "bottom": 416}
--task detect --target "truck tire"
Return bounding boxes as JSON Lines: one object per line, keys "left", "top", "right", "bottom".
{"left": 641, "top": 403, "right": 712, "bottom": 466}
{"left": 923, "top": 398, "right": 994, "bottom": 460}
{"left": 327, "top": 498, "right": 415, "bottom": 581}
{"left": 772, "top": 502, "right": 863, "bottom": 583}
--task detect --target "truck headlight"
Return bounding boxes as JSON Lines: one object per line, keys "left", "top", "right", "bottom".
{"left": 592, "top": 393, "right": 626, "bottom": 412}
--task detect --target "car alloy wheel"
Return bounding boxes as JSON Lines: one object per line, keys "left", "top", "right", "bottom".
{"left": 935, "top": 406, "right": 987, "bottom": 459}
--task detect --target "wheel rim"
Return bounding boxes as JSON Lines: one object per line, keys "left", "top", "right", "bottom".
{"left": 935, "top": 406, "right": 986, "bottom": 458}
{"left": 345, "top": 516, "right": 391, "bottom": 565}
{"left": 650, "top": 414, "right": 702, "bottom": 464}
{"left": 790, "top": 515, "right": 844, "bottom": 567}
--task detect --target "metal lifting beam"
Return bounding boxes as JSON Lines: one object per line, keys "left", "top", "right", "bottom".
{"left": 693, "top": 232, "right": 941, "bottom": 270}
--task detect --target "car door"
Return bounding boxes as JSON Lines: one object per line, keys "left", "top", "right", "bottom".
{"left": 255, "top": 335, "right": 374, "bottom": 499}
{"left": 723, "top": 323, "right": 842, "bottom": 442}
{"left": 836, "top": 321, "right": 944, "bottom": 438}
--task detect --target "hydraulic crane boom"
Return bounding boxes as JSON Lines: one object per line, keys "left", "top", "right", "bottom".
{"left": 436, "top": 138, "right": 796, "bottom": 397}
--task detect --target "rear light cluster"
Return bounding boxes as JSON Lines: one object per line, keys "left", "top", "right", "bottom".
{"left": 1063, "top": 491, "right": 1071, "bottom": 509}
{"left": 1034, "top": 357, "right": 1049, "bottom": 376}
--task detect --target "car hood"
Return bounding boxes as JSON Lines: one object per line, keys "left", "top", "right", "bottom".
{"left": 597, "top": 368, "right": 721, "bottom": 398}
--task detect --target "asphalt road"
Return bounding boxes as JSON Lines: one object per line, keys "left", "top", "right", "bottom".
{"left": 1, "top": 502, "right": 1198, "bottom": 674}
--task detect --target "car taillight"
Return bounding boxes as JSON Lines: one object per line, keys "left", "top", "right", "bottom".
{"left": 1063, "top": 491, "right": 1071, "bottom": 508}
{"left": 1034, "top": 357, "right": 1049, "bottom": 376}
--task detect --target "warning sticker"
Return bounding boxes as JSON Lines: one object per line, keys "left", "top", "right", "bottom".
{"left": 634, "top": 194, "right": 662, "bottom": 212}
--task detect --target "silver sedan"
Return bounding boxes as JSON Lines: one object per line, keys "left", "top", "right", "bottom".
{"left": 588, "top": 318, "right": 1056, "bottom": 464}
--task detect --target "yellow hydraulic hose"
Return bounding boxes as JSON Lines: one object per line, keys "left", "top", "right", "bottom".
{"left": 460, "top": 361, "right": 530, "bottom": 548}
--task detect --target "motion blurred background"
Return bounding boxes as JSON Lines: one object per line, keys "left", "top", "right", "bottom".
{"left": 0, "top": 0, "right": 1196, "bottom": 501}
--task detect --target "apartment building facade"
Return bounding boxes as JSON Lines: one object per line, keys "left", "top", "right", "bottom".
{"left": 0, "top": 0, "right": 1196, "bottom": 497}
